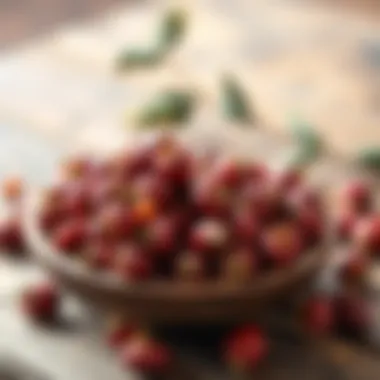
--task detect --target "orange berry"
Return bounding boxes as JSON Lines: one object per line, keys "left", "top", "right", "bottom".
{"left": 133, "top": 199, "right": 157, "bottom": 224}
{"left": 2, "top": 176, "right": 23, "bottom": 201}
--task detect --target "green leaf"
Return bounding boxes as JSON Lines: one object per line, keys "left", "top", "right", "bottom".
{"left": 115, "top": 47, "right": 163, "bottom": 71}
{"left": 221, "top": 75, "right": 252, "bottom": 123}
{"left": 135, "top": 90, "right": 195, "bottom": 127}
{"left": 288, "top": 120, "right": 322, "bottom": 168}
{"left": 158, "top": 8, "right": 187, "bottom": 52}
{"left": 356, "top": 147, "right": 380, "bottom": 171}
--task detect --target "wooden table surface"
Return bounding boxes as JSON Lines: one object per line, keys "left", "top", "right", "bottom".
{"left": 0, "top": 0, "right": 379, "bottom": 379}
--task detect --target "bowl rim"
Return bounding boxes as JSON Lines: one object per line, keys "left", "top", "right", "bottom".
{"left": 24, "top": 190, "right": 326, "bottom": 303}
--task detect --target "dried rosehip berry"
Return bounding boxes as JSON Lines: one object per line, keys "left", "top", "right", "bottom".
{"left": 341, "top": 180, "right": 372, "bottom": 213}
{"left": 52, "top": 219, "right": 86, "bottom": 253}
{"left": 0, "top": 217, "right": 24, "bottom": 252}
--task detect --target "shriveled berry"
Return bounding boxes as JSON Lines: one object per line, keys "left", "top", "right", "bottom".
{"left": 52, "top": 219, "right": 86, "bottom": 253}
{"left": 262, "top": 222, "right": 303, "bottom": 267}
{"left": 189, "top": 219, "right": 228, "bottom": 254}
{"left": 2, "top": 175, "right": 23, "bottom": 201}
{"left": 175, "top": 251, "right": 205, "bottom": 281}
{"left": 224, "top": 325, "right": 269, "bottom": 372}
{"left": 223, "top": 248, "right": 257, "bottom": 282}
{"left": 21, "top": 281, "right": 59, "bottom": 322}
{"left": 115, "top": 244, "right": 152, "bottom": 281}
{"left": 303, "top": 296, "right": 335, "bottom": 335}
{"left": 120, "top": 336, "right": 173, "bottom": 374}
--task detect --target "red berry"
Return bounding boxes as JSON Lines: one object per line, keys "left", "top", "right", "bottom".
{"left": 193, "top": 179, "right": 230, "bottom": 217}
{"left": 303, "top": 296, "right": 335, "bottom": 335}
{"left": 84, "top": 243, "right": 115, "bottom": 270}
{"left": 336, "top": 211, "right": 357, "bottom": 240}
{"left": 262, "top": 223, "right": 303, "bottom": 267}
{"left": 288, "top": 186, "right": 323, "bottom": 213}
{"left": 212, "top": 159, "right": 244, "bottom": 188}
{"left": 297, "top": 209, "right": 324, "bottom": 246}
{"left": 90, "top": 203, "right": 133, "bottom": 241}
{"left": 2, "top": 175, "right": 23, "bottom": 201}
{"left": 224, "top": 325, "right": 269, "bottom": 372}
{"left": 232, "top": 210, "right": 259, "bottom": 244}
{"left": 145, "top": 217, "right": 177, "bottom": 256}
{"left": 106, "top": 316, "right": 136, "bottom": 348}
{"left": 335, "top": 294, "right": 371, "bottom": 336}
{"left": 0, "top": 217, "right": 24, "bottom": 252}
{"left": 21, "top": 281, "right": 59, "bottom": 322}
{"left": 223, "top": 248, "right": 257, "bottom": 282}
{"left": 273, "top": 168, "right": 303, "bottom": 192}
{"left": 175, "top": 251, "right": 205, "bottom": 281}
{"left": 189, "top": 219, "right": 228, "bottom": 254}
{"left": 341, "top": 250, "right": 368, "bottom": 284}
{"left": 52, "top": 219, "right": 86, "bottom": 253}
{"left": 114, "top": 244, "right": 152, "bottom": 281}
{"left": 61, "top": 181, "right": 91, "bottom": 217}
{"left": 354, "top": 215, "right": 380, "bottom": 254}
{"left": 341, "top": 180, "right": 372, "bottom": 213}
{"left": 120, "top": 336, "right": 173, "bottom": 374}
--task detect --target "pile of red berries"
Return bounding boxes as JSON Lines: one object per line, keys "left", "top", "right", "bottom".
{"left": 38, "top": 135, "right": 325, "bottom": 282}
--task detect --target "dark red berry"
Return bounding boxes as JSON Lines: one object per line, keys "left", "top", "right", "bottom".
{"left": 273, "top": 168, "right": 303, "bottom": 192}
{"left": 52, "top": 219, "right": 86, "bottom": 253}
{"left": 341, "top": 180, "right": 372, "bottom": 213}
{"left": 114, "top": 244, "right": 152, "bottom": 281}
{"left": 21, "top": 281, "right": 59, "bottom": 322}
{"left": 145, "top": 217, "right": 177, "bottom": 256}
{"left": 297, "top": 209, "right": 324, "bottom": 246}
{"left": 232, "top": 210, "right": 259, "bottom": 244}
{"left": 303, "top": 296, "right": 335, "bottom": 335}
{"left": 212, "top": 159, "right": 244, "bottom": 188}
{"left": 0, "top": 217, "right": 24, "bottom": 252}
{"left": 262, "top": 223, "right": 303, "bottom": 267}
{"left": 223, "top": 248, "right": 257, "bottom": 282}
{"left": 224, "top": 325, "right": 269, "bottom": 372}
{"left": 120, "top": 336, "right": 173, "bottom": 374}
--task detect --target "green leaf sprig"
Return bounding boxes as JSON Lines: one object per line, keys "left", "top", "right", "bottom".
{"left": 356, "top": 147, "right": 380, "bottom": 172}
{"left": 116, "top": 8, "right": 187, "bottom": 71}
{"left": 135, "top": 89, "right": 195, "bottom": 127}
{"left": 287, "top": 119, "right": 322, "bottom": 169}
{"left": 220, "top": 74, "right": 253, "bottom": 123}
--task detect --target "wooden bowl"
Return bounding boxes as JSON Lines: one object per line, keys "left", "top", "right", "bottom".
{"left": 24, "top": 191, "right": 326, "bottom": 324}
